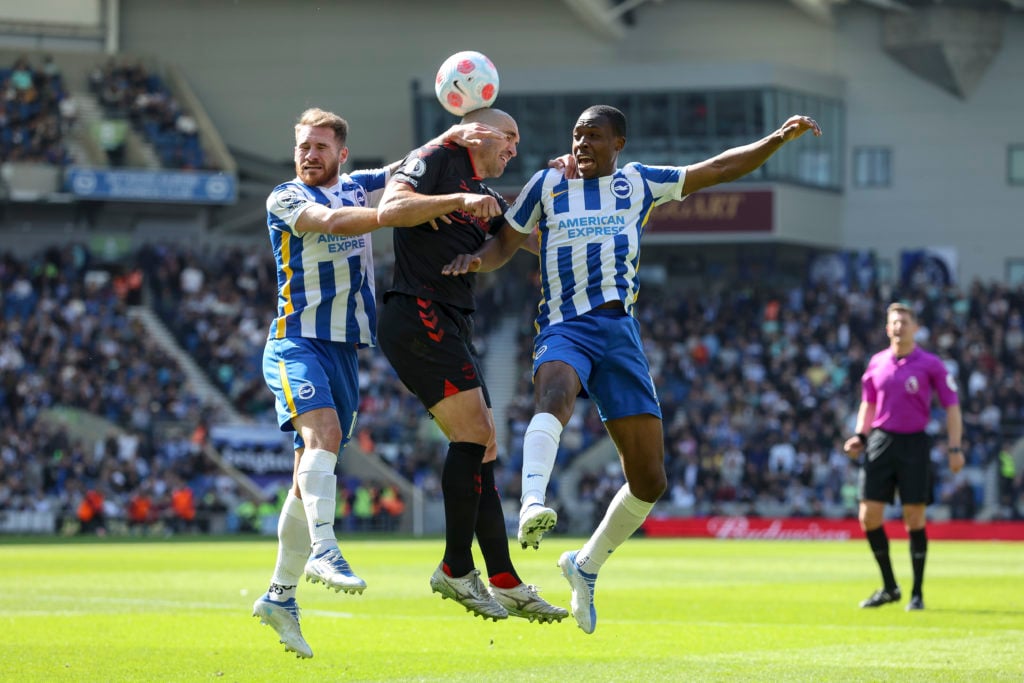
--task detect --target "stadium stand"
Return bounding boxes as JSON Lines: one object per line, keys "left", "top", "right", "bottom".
{"left": 0, "top": 53, "right": 69, "bottom": 165}
{"left": 88, "top": 58, "right": 204, "bottom": 169}
{"left": 2, "top": 1, "right": 1023, "bottom": 541}
{"left": 6, "top": 238, "right": 1022, "bottom": 538}
{"left": 550, "top": 276, "right": 1024, "bottom": 527}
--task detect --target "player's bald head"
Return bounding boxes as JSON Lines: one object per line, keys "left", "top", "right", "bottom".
{"left": 462, "top": 107, "right": 515, "bottom": 130}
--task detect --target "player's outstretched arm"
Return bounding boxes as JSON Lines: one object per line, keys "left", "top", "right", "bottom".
{"left": 294, "top": 204, "right": 382, "bottom": 236}
{"left": 435, "top": 122, "right": 505, "bottom": 149}
{"left": 682, "top": 115, "right": 821, "bottom": 195}
{"left": 442, "top": 224, "right": 528, "bottom": 276}
{"left": 380, "top": 124, "right": 506, "bottom": 175}
{"left": 377, "top": 181, "right": 501, "bottom": 228}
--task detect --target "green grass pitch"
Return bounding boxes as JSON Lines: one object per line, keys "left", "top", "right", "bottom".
{"left": 2, "top": 537, "right": 1022, "bottom": 681}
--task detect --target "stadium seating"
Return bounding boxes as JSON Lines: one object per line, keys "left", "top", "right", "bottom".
{"left": 89, "top": 59, "right": 205, "bottom": 169}
{"left": 0, "top": 54, "right": 70, "bottom": 165}
{"left": 3, "top": 241, "right": 1023, "bottom": 535}
{"left": 554, "top": 278, "right": 1024, "bottom": 522}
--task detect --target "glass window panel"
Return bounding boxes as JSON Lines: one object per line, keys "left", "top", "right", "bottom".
{"left": 853, "top": 147, "right": 890, "bottom": 188}
{"left": 414, "top": 85, "right": 844, "bottom": 190}
{"left": 1009, "top": 145, "right": 1024, "bottom": 185}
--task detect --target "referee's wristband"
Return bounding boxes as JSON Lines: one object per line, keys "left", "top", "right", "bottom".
{"left": 949, "top": 447, "right": 962, "bottom": 454}
{"left": 856, "top": 433, "right": 868, "bottom": 446}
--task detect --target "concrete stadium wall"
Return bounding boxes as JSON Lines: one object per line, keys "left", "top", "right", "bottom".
{"left": 30, "top": 0, "right": 1024, "bottom": 282}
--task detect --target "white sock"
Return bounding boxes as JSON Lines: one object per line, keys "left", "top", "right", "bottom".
{"left": 577, "top": 484, "right": 654, "bottom": 575}
{"left": 296, "top": 448, "right": 339, "bottom": 553}
{"left": 268, "top": 492, "right": 308, "bottom": 600}
{"left": 520, "top": 412, "right": 562, "bottom": 509}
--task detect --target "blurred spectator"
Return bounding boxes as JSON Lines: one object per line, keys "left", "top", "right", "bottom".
{"left": 998, "top": 441, "right": 1019, "bottom": 519}
{"left": 92, "top": 119, "right": 127, "bottom": 166}
{"left": 127, "top": 486, "right": 156, "bottom": 534}
{"left": 1, "top": 54, "right": 70, "bottom": 164}
{"left": 76, "top": 488, "right": 106, "bottom": 535}
{"left": 351, "top": 483, "right": 375, "bottom": 531}
{"left": 88, "top": 57, "right": 205, "bottom": 169}
{"left": 169, "top": 477, "right": 197, "bottom": 533}
{"left": 377, "top": 483, "right": 405, "bottom": 531}
{"left": 941, "top": 472, "right": 977, "bottom": 520}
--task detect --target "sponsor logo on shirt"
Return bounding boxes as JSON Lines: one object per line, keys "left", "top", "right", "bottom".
{"left": 400, "top": 157, "right": 427, "bottom": 179}
{"left": 946, "top": 373, "right": 958, "bottom": 392}
{"left": 317, "top": 234, "right": 367, "bottom": 253}
{"left": 275, "top": 189, "right": 304, "bottom": 211}
{"left": 905, "top": 376, "right": 919, "bottom": 394}
{"left": 556, "top": 215, "right": 626, "bottom": 238}
{"left": 611, "top": 177, "right": 632, "bottom": 199}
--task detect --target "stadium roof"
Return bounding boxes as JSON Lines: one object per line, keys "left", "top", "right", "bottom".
{"left": 562, "top": 0, "right": 1024, "bottom": 98}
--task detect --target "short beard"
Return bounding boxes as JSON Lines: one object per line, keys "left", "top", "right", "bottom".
{"left": 297, "top": 163, "right": 338, "bottom": 187}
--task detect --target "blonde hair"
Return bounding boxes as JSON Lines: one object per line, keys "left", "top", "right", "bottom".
{"left": 295, "top": 108, "right": 348, "bottom": 146}
{"left": 886, "top": 302, "right": 916, "bottom": 322}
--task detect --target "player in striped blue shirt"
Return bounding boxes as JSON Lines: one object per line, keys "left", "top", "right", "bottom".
{"left": 443, "top": 105, "right": 821, "bottom": 633}
{"left": 254, "top": 107, "right": 499, "bottom": 658}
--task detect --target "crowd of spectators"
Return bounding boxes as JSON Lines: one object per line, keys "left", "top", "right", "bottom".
{"left": 0, "top": 244, "right": 241, "bottom": 535}
{"left": 531, "top": 274, "right": 1024, "bottom": 522}
{"left": 88, "top": 57, "right": 203, "bottom": 169}
{"left": 139, "top": 243, "right": 508, "bottom": 502}
{"left": 3, "top": 242, "right": 1023, "bottom": 538}
{"left": 0, "top": 51, "right": 208, "bottom": 170}
{"left": 0, "top": 54, "right": 71, "bottom": 165}
{"left": 138, "top": 243, "right": 276, "bottom": 417}
{"left": 140, "top": 241, "right": 1024, "bottom": 523}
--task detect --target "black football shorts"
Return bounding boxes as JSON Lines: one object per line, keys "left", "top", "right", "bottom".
{"left": 858, "top": 429, "right": 933, "bottom": 505}
{"left": 377, "top": 292, "right": 490, "bottom": 411}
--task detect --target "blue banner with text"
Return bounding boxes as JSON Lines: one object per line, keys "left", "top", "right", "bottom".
{"left": 65, "top": 167, "right": 237, "bottom": 204}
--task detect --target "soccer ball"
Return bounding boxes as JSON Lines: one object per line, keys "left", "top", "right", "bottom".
{"left": 434, "top": 51, "right": 499, "bottom": 117}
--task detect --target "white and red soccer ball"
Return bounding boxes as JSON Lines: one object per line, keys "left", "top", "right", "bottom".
{"left": 434, "top": 51, "right": 499, "bottom": 117}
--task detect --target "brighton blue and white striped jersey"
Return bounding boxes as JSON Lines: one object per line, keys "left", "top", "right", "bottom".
{"left": 265, "top": 169, "right": 388, "bottom": 345}
{"left": 505, "top": 162, "right": 686, "bottom": 331}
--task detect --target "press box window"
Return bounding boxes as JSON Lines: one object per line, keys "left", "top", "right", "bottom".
{"left": 853, "top": 146, "right": 891, "bottom": 188}
{"left": 1009, "top": 145, "right": 1024, "bottom": 186}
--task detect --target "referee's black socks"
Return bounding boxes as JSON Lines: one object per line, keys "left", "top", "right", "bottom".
{"left": 909, "top": 528, "right": 928, "bottom": 597}
{"left": 866, "top": 527, "right": 899, "bottom": 591}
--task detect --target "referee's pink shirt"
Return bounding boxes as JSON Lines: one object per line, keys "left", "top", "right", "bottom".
{"left": 861, "top": 347, "right": 960, "bottom": 434}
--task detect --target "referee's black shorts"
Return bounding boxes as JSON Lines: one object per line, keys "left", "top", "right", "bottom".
{"left": 377, "top": 292, "right": 491, "bottom": 412}
{"left": 858, "top": 429, "right": 933, "bottom": 505}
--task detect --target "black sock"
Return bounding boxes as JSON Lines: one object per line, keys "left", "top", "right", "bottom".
{"left": 909, "top": 528, "right": 927, "bottom": 597}
{"left": 866, "top": 527, "right": 898, "bottom": 591}
{"left": 441, "top": 441, "right": 486, "bottom": 577}
{"left": 475, "top": 461, "right": 520, "bottom": 584}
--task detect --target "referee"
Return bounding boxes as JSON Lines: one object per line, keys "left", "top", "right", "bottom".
{"left": 843, "top": 302, "right": 964, "bottom": 611}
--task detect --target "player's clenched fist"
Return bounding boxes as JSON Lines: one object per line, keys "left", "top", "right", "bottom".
{"left": 461, "top": 194, "right": 502, "bottom": 218}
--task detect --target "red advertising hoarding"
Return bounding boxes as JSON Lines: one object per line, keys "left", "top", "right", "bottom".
{"left": 646, "top": 189, "right": 773, "bottom": 234}
{"left": 642, "top": 516, "right": 1024, "bottom": 541}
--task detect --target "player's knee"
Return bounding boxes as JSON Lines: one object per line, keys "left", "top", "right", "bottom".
{"left": 448, "top": 422, "right": 493, "bottom": 446}
{"left": 535, "top": 386, "right": 575, "bottom": 420}
{"left": 631, "top": 469, "right": 667, "bottom": 503}
{"left": 304, "top": 425, "right": 343, "bottom": 453}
